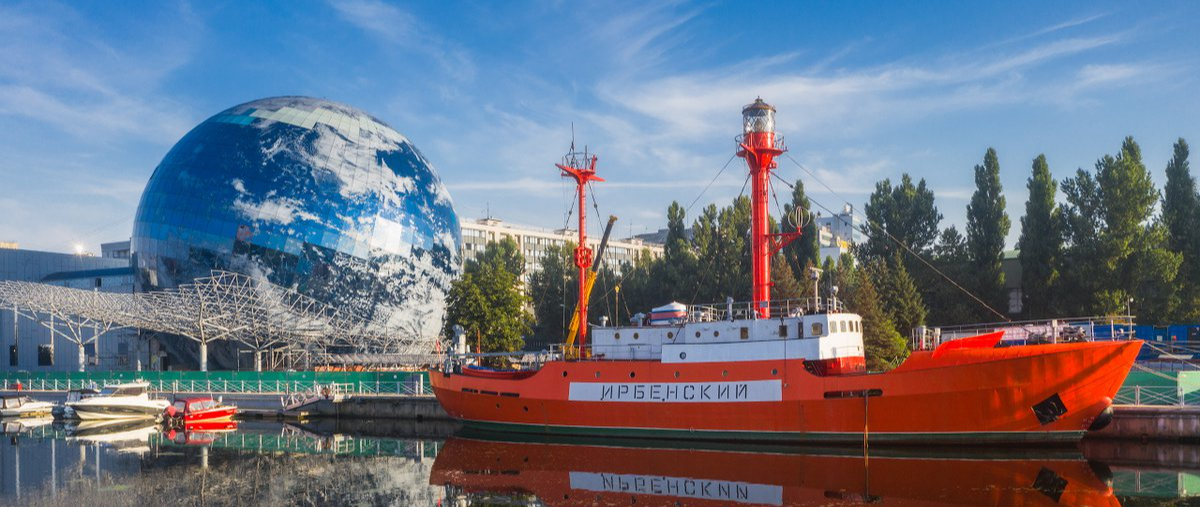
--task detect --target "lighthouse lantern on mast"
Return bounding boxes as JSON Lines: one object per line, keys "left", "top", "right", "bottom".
{"left": 737, "top": 98, "right": 797, "bottom": 319}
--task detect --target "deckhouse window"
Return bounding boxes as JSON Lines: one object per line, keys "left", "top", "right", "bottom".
{"left": 812, "top": 322, "right": 823, "bottom": 336}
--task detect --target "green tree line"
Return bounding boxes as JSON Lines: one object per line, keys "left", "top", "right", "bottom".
{"left": 443, "top": 136, "right": 1196, "bottom": 368}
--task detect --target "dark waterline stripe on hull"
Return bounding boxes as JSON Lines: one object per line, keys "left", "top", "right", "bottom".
{"left": 461, "top": 419, "right": 1085, "bottom": 446}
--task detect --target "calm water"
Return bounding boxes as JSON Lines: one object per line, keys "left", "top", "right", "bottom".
{"left": 0, "top": 418, "right": 1194, "bottom": 507}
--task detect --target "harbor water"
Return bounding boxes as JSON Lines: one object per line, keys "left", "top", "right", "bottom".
{"left": 0, "top": 419, "right": 1195, "bottom": 506}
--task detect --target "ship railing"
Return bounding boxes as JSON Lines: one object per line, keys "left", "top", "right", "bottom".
{"left": 913, "top": 315, "right": 1138, "bottom": 350}
{"left": 735, "top": 133, "right": 787, "bottom": 152}
{"left": 442, "top": 349, "right": 564, "bottom": 371}
{"left": 686, "top": 297, "right": 845, "bottom": 322}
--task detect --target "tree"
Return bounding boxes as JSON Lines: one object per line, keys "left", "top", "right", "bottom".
{"left": 1060, "top": 168, "right": 1110, "bottom": 315}
{"left": 926, "top": 226, "right": 977, "bottom": 325}
{"left": 1162, "top": 139, "right": 1195, "bottom": 253}
{"left": 1061, "top": 137, "right": 1179, "bottom": 320}
{"left": 527, "top": 242, "right": 577, "bottom": 347}
{"left": 1017, "top": 154, "right": 1062, "bottom": 319}
{"left": 653, "top": 201, "right": 700, "bottom": 304}
{"left": 442, "top": 237, "right": 532, "bottom": 361}
{"left": 613, "top": 250, "right": 661, "bottom": 323}
{"left": 771, "top": 254, "right": 807, "bottom": 300}
{"left": 860, "top": 174, "right": 943, "bottom": 263}
{"left": 782, "top": 179, "right": 820, "bottom": 275}
{"left": 1161, "top": 139, "right": 1200, "bottom": 320}
{"left": 846, "top": 262, "right": 908, "bottom": 371}
{"left": 874, "top": 251, "right": 926, "bottom": 335}
{"left": 965, "top": 148, "right": 1011, "bottom": 318}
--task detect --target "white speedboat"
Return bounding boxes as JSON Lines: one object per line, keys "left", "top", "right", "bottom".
{"left": 67, "top": 381, "right": 169, "bottom": 420}
{"left": 55, "top": 388, "right": 101, "bottom": 419}
{"left": 0, "top": 395, "right": 56, "bottom": 417}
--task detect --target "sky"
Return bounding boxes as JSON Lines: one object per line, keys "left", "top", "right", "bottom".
{"left": 1, "top": 1, "right": 1198, "bottom": 253}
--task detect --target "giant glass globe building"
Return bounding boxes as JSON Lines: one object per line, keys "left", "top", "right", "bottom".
{"left": 131, "top": 96, "right": 461, "bottom": 358}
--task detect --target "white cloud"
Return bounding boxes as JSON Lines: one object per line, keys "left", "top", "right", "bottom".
{"left": 329, "top": 0, "right": 476, "bottom": 81}
{"left": 0, "top": 3, "right": 198, "bottom": 145}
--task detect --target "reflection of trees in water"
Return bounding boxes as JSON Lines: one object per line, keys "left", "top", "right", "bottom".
{"left": 15, "top": 446, "right": 442, "bottom": 507}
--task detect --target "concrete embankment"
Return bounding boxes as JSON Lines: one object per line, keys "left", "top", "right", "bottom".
{"left": 1094, "top": 405, "right": 1200, "bottom": 443}
{"left": 8, "top": 390, "right": 451, "bottom": 420}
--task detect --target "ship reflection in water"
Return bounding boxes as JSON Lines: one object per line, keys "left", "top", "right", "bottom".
{"left": 433, "top": 431, "right": 1121, "bottom": 507}
{"left": 0, "top": 420, "right": 1194, "bottom": 506}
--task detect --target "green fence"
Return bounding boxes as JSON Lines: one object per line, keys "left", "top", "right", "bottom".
{"left": 0, "top": 370, "right": 432, "bottom": 395}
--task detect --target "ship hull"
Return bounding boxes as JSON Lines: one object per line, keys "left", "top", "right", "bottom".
{"left": 431, "top": 340, "right": 1141, "bottom": 444}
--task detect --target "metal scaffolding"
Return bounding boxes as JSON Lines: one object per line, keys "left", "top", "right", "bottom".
{"left": 0, "top": 271, "right": 438, "bottom": 371}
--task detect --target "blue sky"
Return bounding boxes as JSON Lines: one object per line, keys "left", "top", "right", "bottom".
{"left": 1, "top": 1, "right": 1198, "bottom": 253}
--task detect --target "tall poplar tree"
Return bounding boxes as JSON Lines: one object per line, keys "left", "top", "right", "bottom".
{"left": 654, "top": 201, "right": 699, "bottom": 303}
{"left": 965, "top": 148, "right": 1010, "bottom": 319}
{"left": 860, "top": 173, "right": 943, "bottom": 263}
{"left": 1017, "top": 154, "right": 1062, "bottom": 319}
{"left": 1161, "top": 139, "right": 1200, "bottom": 320}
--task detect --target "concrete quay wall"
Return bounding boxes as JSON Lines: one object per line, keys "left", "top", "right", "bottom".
{"left": 1095, "top": 405, "right": 1200, "bottom": 442}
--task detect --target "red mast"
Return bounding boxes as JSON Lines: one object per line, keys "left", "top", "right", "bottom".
{"left": 737, "top": 98, "right": 797, "bottom": 318}
{"left": 557, "top": 149, "right": 604, "bottom": 351}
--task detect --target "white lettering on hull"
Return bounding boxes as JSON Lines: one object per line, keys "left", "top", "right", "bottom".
{"left": 568, "top": 380, "right": 782, "bottom": 403}
{"left": 569, "top": 471, "right": 783, "bottom": 505}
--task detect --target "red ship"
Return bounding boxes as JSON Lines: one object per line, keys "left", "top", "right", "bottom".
{"left": 431, "top": 99, "right": 1141, "bottom": 444}
{"left": 430, "top": 434, "right": 1119, "bottom": 507}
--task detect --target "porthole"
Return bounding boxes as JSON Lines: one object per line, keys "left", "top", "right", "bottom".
{"left": 695, "top": 331, "right": 701, "bottom": 338}
{"left": 714, "top": 331, "right": 720, "bottom": 337}
{"left": 629, "top": 371, "right": 636, "bottom": 378}
{"left": 633, "top": 333, "right": 640, "bottom": 340}
{"left": 674, "top": 371, "right": 680, "bottom": 378}
{"left": 772, "top": 369, "right": 778, "bottom": 376}
{"left": 595, "top": 371, "right": 601, "bottom": 378}
{"left": 722, "top": 370, "right": 728, "bottom": 377}
{"left": 523, "top": 406, "right": 529, "bottom": 412}
{"left": 667, "top": 332, "right": 674, "bottom": 339}
{"left": 495, "top": 403, "right": 501, "bottom": 409}
{"left": 679, "top": 352, "right": 687, "bottom": 360}
{"left": 615, "top": 332, "right": 621, "bottom": 340}
{"left": 562, "top": 371, "right": 568, "bottom": 377}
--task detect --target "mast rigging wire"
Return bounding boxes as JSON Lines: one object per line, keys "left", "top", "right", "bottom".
{"left": 685, "top": 154, "right": 738, "bottom": 216}
{"left": 778, "top": 153, "right": 1011, "bottom": 323}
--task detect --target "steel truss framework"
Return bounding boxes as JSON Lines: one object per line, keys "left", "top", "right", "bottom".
{"left": 0, "top": 271, "right": 438, "bottom": 371}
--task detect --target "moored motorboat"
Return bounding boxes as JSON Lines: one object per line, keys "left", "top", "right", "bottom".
{"left": 0, "top": 395, "right": 56, "bottom": 418}
{"left": 56, "top": 388, "right": 101, "bottom": 419}
{"left": 67, "top": 381, "right": 169, "bottom": 420}
{"left": 164, "top": 396, "right": 238, "bottom": 429}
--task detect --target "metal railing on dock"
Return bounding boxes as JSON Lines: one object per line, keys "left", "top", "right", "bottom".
{"left": 2, "top": 377, "right": 432, "bottom": 396}
{"left": 1115, "top": 385, "right": 1199, "bottom": 406}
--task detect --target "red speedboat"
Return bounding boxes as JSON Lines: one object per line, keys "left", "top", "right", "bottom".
{"left": 165, "top": 397, "right": 238, "bottom": 428}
